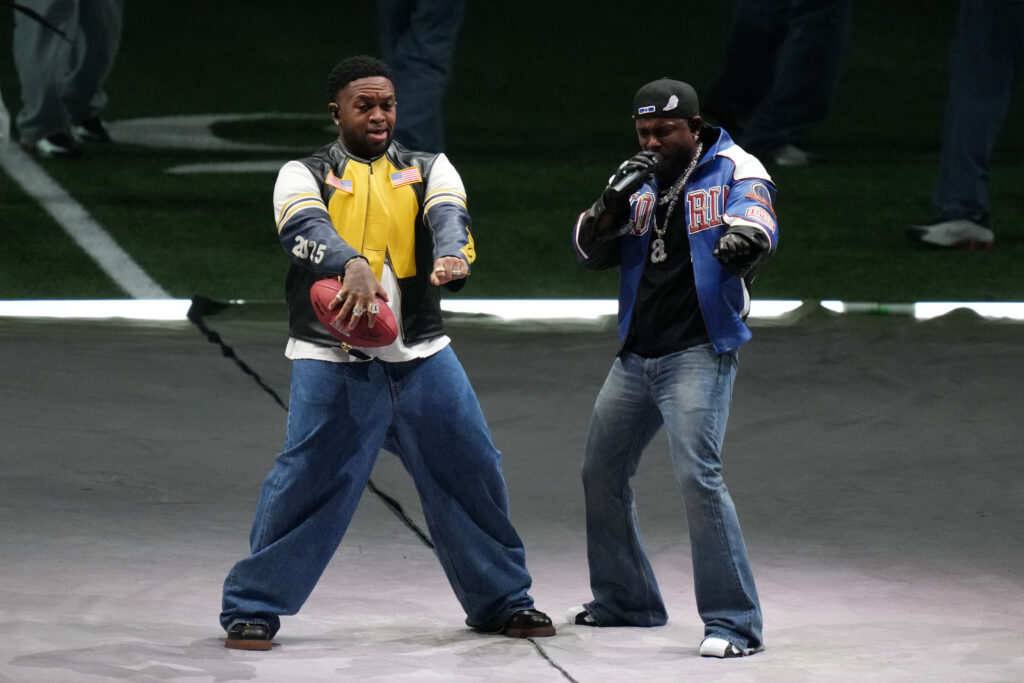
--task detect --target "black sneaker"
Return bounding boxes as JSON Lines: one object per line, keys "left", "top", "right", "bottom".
{"left": 72, "top": 117, "right": 112, "bottom": 143}
{"left": 224, "top": 621, "right": 272, "bottom": 651}
{"left": 699, "top": 636, "right": 765, "bottom": 658}
{"left": 565, "top": 605, "right": 597, "bottom": 626}
{"left": 21, "top": 131, "right": 83, "bottom": 158}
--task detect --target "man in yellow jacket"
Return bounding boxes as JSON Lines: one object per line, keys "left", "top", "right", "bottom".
{"left": 219, "top": 55, "right": 554, "bottom": 650}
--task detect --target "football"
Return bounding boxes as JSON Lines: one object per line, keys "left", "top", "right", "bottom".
{"left": 310, "top": 278, "right": 398, "bottom": 348}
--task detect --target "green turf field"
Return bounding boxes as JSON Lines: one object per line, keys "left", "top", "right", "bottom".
{"left": 2, "top": 1, "right": 1022, "bottom": 303}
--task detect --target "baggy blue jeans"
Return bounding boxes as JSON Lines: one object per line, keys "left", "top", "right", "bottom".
{"left": 376, "top": 0, "right": 466, "bottom": 153}
{"left": 220, "top": 347, "right": 536, "bottom": 637}
{"left": 705, "top": 0, "right": 852, "bottom": 152}
{"left": 933, "top": 0, "right": 1024, "bottom": 221}
{"left": 581, "top": 345, "right": 763, "bottom": 649}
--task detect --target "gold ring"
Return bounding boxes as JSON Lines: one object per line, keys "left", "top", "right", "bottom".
{"left": 434, "top": 266, "right": 446, "bottom": 272}
{"left": 368, "top": 303, "right": 380, "bottom": 314}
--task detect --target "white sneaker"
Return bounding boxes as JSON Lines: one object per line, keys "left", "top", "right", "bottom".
{"left": 566, "top": 605, "right": 597, "bottom": 626}
{"left": 699, "top": 636, "right": 765, "bottom": 658}
{"left": 908, "top": 218, "right": 994, "bottom": 249}
{"left": 21, "top": 132, "right": 82, "bottom": 158}
{"left": 771, "top": 143, "right": 822, "bottom": 167}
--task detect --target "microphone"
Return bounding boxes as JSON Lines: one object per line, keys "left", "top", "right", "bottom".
{"left": 603, "top": 152, "right": 663, "bottom": 205}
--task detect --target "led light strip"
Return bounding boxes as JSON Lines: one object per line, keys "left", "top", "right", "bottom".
{"left": 1, "top": 299, "right": 1023, "bottom": 322}
{"left": 0, "top": 299, "right": 193, "bottom": 321}
{"left": 820, "top": 300, "right": 1024, "bottom": 320}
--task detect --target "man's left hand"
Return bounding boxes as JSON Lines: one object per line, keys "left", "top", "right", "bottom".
{"left": 431, "top": 256, "right": 469, "bottom": 286}
{"left": 713, "top": 231, "right": 769, "bottom": 277}
{"left": 713, "top": 232, "right": 756, "bottom": 262}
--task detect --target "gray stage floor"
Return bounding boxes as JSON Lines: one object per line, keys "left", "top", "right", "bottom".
{"left": 1, "top": 305, "right": 1022, "bottom": 682}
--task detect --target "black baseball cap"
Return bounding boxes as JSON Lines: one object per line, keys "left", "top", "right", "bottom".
{"left": 633, "top": 79, "right": 700, "bottom": 119}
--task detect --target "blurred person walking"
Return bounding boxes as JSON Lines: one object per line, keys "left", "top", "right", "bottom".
{"left": 11, "top": 0, "right": 123, "bottom": 158}
{"left": 703, "top": 0, "right": 852, "bottom": 166}
{"left": 376, "top": 0, "right": 466, "bottom": 153}
{"left": 908, "top": 0, "right": 1024, "bottom": 248}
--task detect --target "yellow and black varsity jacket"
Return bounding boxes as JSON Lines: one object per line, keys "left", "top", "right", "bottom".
{"left": 274, "top": 139, "right": 476, "bottom": 348}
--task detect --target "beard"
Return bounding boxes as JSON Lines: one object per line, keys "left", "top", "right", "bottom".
{"left": 342, "top": 130, "right": 391, "bottom": 160}
{"left": 655, "top": 153, "right": 692, "bottom": 186}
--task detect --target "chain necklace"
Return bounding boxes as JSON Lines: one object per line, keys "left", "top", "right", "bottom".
{"left": 650, "top": 141, "right": 703, "bottom": 264}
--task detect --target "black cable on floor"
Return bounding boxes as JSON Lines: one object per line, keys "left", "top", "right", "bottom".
{"left": 187, "top": 295, "right": 434, "bottom": 550}
{"left": 366, "top": 481, "right": 434, "bottom": 548}
{"left": 529, "top": 638, "right": 580, "bottom": 683}
{"left": 187, "top": 297, "right": 288, "bottom": 411}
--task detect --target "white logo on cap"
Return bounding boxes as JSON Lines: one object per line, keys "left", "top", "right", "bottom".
{"left": 663, "top": 95, "right": 679, "bottom": 111}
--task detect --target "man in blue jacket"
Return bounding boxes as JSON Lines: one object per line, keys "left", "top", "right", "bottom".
{"left": 569, "top": 78, "right": 778, "bottom": 658}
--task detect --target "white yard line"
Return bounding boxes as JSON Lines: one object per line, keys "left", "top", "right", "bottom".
{"left": 0, "top": 144, "right": 170, "bottom": 299}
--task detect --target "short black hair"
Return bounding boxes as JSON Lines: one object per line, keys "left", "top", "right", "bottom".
{"left": 326, "top": 55, "right": 393, "bottom": 101}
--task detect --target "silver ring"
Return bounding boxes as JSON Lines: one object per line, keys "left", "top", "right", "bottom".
{"left": 434, "top": 266, "right": 446, "bottom": 273}
{"left": 368, "top": 303, "right": 380, "bottom": 315}
{"left": 452, "top": 269, "right": 462, "bottom": 276}
{"left": 352, "top": 306, "right": 365, "bottom": 317}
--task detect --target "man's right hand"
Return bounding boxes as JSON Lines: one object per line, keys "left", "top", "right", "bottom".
{"left": 613, "top": 150, "right": 663, "bottom": 183}
{"left": 601, "top": 150, "right": 662, "bottom": 214}
{"left": 327, "top": 258, "right": 389, "bottom": 330}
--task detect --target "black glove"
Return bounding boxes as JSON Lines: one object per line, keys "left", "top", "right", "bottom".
{"left": 713, "top": 230, "right": 769, "bottom": 278}
{"left": 602, "top": 151, "right": 663, "bottom": 207}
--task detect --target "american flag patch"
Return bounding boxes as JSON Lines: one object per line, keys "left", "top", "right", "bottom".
{"left": 390, "top": 167, "right": 422, "bottom": 187}
{"left": 326, "top": 171, "right": 352, "bottom": 193}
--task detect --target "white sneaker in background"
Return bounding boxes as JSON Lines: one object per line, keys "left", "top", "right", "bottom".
{"left": 907, "top": 218, "right": 994, "bottom": 249}
{"left": 771, "top": 143, "right": 824, "bottom": 166}
{"left": 20, "top": 132, "right": 83, "bottom": 158}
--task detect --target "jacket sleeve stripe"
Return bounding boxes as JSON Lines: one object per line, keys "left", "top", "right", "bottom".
{"left": 572, "top": 210, "right": 592, "bottom": 260}
{"left": 277, "top": 196, "right": 328, "bottom": 232}
{"left": 723, "top": 213, "right": 776, "bottom": 250}
{"left": 424, "top": 189, "right": 467, "bottom": 212}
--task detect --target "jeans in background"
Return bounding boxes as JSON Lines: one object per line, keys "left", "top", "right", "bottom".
{"left": 377, "top": 0, "right": 466, "bottom": 153}
{"left": 704, "top": 0, "right": 852, "bottom": 154}
{"left": 933, "top": 0, "right": 1024, "bottom": 222}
